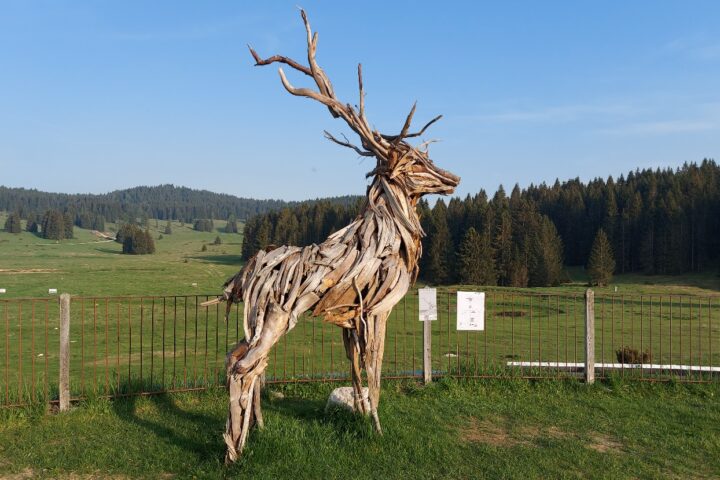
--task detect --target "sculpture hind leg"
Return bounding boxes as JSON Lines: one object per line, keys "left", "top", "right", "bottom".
{"left": 342, "top": 328, "right": 369, "bottom": 414}
{"left": 224, "top": 303, "right": 289, "bottom": 463}
{"left": 364, "top": 312, "right": 388, "bottom": 434}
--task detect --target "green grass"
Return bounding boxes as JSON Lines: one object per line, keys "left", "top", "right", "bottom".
{"left": 0, "top": 378, "right": 719, "bottom": 479}
{"left": 0, "top": 213, "right": 244, "bottom": 298}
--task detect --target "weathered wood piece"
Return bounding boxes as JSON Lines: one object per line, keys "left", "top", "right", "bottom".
{"left": 585, "top": 289, "right": 595, "bottom": 384}
{"left": 206, "top": 9, "right": 460, "bottom": 463}
{"left": 59, "top": 293, "right": 71, "bottom": 412}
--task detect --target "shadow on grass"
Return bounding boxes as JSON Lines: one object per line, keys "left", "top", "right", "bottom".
{"left": 95, "top": 246, "right": 123, "bottom": 255}
{"left": 190, "top": 254, "right": 244, "bottom": 266}
{"left": 264, "top": 390, "right": 377, "bottom": 439}
{"left": 110, "top": 386, "right": 224, "bottom": 462}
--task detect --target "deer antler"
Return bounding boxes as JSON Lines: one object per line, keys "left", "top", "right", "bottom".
{"left": 249, "top": 9, "right": 441, "bottom": 161}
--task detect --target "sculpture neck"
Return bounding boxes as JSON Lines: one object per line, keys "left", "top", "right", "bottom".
{"left": 362, "top": 176, "right": 424, "bottom": 279}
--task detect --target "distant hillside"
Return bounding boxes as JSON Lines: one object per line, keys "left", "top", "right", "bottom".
{"left": 0, "top": 184, "right": 361, "bottom": 223}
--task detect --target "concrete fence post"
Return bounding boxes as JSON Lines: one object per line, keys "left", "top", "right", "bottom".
{"left": 59, "top": 293, "right": 71, "bottom": 411}
{"left": 423, "top": 319, "right": 432, "bottom": 384}
{"left": 584, "top": 288, "right": 595, "bottom": 384}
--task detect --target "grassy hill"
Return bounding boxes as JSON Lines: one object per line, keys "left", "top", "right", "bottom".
{"left": 0, "top": 212, "right": 244, "bottom": 297}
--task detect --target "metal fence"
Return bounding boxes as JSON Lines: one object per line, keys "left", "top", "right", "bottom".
{"left": 1, "top": 289, "right": 719, "bottom": 407}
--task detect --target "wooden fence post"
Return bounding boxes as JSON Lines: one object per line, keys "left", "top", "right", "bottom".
{"left": 59, "top": 293, "right": 71, "bottom": 411}
{"left": 584, "top": 288, "right": 595, "bottom": 384}
{"left": 423, "top": 319, "right": 432, "bottom": 384}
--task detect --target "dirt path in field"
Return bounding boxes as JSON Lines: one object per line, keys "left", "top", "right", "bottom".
{"left": 31, "top": 239, "right": 115, "bottom": 246}
{"left": 460, "top": 415, "right": 624, "bottom": 454}
{"left": 0, "top": 268, "right": 60, "bottom": 274}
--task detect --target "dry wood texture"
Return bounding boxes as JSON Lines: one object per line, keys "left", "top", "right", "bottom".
{"left": 205, "top": 10, "right": 460, "bottom": 463}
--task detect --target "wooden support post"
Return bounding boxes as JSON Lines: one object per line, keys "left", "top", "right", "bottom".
{"left": 59, "top": 293, "right": 71, "bottom": 411}
{"left": 423, "top": 319, "right": 432, "bottom": 384}
{"left": 584, "top": 288, "right": 595, "bottom": 385}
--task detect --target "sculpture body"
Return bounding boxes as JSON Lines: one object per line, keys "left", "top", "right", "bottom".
{"left": 206, "top": 10, "right": 460, "bottom": 463}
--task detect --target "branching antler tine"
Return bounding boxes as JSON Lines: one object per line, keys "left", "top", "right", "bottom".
{"left": 357, "top": 63, "right": 365, "bottom": 120}
{"left": 247, "top": 45, "right": 313, "bottom": 77}
{"left": 323, "top": 130, "right": 374, "bottom": 157}
{"left": 392, "top": 102, "right": 417, "bottom": 144}
{"left": 300, "top": 10, "right": 330, "bottom": 94}
{"left": 381, "top": 114, "right": 443, "bottom": 141}
{"left": 403, "top": 114, "right": 443, "bottom": 139}
{"left": 278, "top": 68, "right": 337, "bottom": 108}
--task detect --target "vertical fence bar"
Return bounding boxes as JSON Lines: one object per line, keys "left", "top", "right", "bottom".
{"left": 127, "top": 300, "right": 132, "bottom": 394}
{"left": 585, "top": 289, "right": 595, "bottom": 384}
{"left": 150, "top": 298, "right": 155, "bottom": 390}
{"left": 679, "top": 297, "right": 683, "bottom": 370}
{"left": 649, "top": 296, "right": 652, "bottom": 376}
{"left": 116, "top": 302, "right": 120, "bottom": 393}
{"left": 93, "top": 299, "right": 98, "bottom": 394}
{"left": 669, "top": 296, "right": 673, "bottom": 368}
{"left": 599, "top": 296, "right": 604, "bottom": 378}
{"left": 573, "top": 295, "right": 578, "bottom": 369}
{"left": 621, "top": 295, "right": 625, "bottom": 378}
{"left": 59, "top": 294, "right": 71, "bottom": 412}
{"left": 79, "top": 299, "right": 84, "bottom": 396}
{"left": 17, "top": 304, "right": 22, "bottom": 403}
{"left": 689, "top": 297, "right": 693, "bottom": 379}
{"left": 659, "top": 296, "right": 663, "bottom": 373}
{"left": 4, "top": 302, "right": 8, "bottom": 406}
{"left": 162, "top": 297, "right": 166, "bottom": 390}
{"left": 31, "top": 301, "right": 35, "bottom": 403}
{"left": 44, "top": 301, "right": 49, "bottom": 402}
{"left": 564, "top": 295, "right": 569, "bottom": 373}
{"left": 104, "top": 299, "right": 109, "bottom": 395}
{"left": 640, "top": 296, "right": 644, "bottom": 378}
{"left": 555, "top": 296, "right": 559, "bottom": 378}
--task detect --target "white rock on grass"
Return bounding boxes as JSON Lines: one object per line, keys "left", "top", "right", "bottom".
{"left": 325, "top": 386, "right": 370, "bottom": 414}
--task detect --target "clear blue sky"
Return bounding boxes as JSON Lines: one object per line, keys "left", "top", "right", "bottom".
{"left": 1, "top": 1, "right": 719, "bottom": 201}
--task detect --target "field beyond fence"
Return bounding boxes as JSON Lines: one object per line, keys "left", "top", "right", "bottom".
{"left": 1, "top": 289, "right": 719, "bottom": 407}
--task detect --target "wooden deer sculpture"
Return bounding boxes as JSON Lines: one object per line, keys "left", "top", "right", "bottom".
{"left": 205, "top": 10, "right": 460, "bottom": 463}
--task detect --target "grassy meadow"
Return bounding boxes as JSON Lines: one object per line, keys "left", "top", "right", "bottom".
{"left": 1, "top": 378, "right": 719, "bottom": 479}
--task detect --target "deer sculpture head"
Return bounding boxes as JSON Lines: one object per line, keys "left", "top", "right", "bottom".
{"left": 249, "top": 9, "right": 459, "bottom": 204}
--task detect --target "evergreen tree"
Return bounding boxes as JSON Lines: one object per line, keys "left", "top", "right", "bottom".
{"left": 457, "top": 227, "right": 497, "bottom": 285}
{"left": 494, "top": 209, "right": 513, "bottom": 286}
{"left": 425, "top": 200, "right": 452, "bottom": 283}
{"left": 121, "top": 225, "right": 155, "bottom": 254}
{"left": 26, "top": 215, "right": 39, "bottom": 233}
{"left": 193, "top": 219, "right": 214, "bottom": 232}
{"left": 63, "top": 212, "right": 74, "bottom": 239}
{"left": 225, "top": 214, "right": 239, "bottom": 234}
{"left": 587, "top": 228, "right": 615, "bottom": 286}
{"left": 3, "top": 212, "right": 21, "bottom": 233}
{"left": 41, "top": 210, "right": 66, "bottom": 240}
{"left": 213, "top": 235, "right": 222, "bottom": 245}
{"left": 164, "top": 220, "right": 172, "bottom": 235}
{"left": 529, "top": 216, "right": 564, "bottom": 287}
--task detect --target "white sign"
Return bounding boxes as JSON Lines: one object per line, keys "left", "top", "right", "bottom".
{"left": 0, "top": 288, "right": 5, "bottom": 294}
{"left": 48, "top": 288, "right": 57, "bottom": 295}
{"left": 457, "top": 291, "right": 485, "bottom": 331}
{"left": 418, "top": 287, "right": 437, "bottom": 321}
